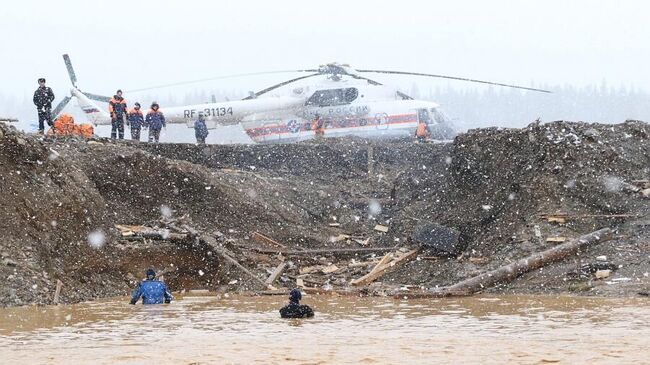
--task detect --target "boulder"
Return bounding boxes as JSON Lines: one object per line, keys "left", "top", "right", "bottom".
{"left": 411, "top": 222, "right": 460, "bottom": 256}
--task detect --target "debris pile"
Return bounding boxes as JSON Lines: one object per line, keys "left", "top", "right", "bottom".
{"left": 1, "top": 120, "right": 650, "bottom": 307}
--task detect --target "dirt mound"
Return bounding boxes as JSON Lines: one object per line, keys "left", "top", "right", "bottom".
{"left": 390, "top": 120, "right": 650, "bottom": 292}
{"left": 0, "top": 124, "right": 115, "bottom": 306}
{"left": 56, "top": 140, "right": 289, "bottom": 232}
{"left": 1, "top": 120, "right": 649, "bottom": 307}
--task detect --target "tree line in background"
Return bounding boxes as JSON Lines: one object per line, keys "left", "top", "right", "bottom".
{"left": 421, "top": 82, "right": 649, "bottom": 130}
{"left": 1, "top": 82, "right": 648, "bottom": 131}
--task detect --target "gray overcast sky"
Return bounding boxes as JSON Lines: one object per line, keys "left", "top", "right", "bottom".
{"left": 1, "top": 0, "right": 649, "bottom": 98}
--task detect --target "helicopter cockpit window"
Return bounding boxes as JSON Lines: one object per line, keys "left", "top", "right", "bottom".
{"left": 305, "top": 88, "right": 359, "bottom": 107}
{"left": 431, "top": 108, "right": 447, "bottom": 124}
{"left": 417, "top": 109, "right": 432, "bottom": 123}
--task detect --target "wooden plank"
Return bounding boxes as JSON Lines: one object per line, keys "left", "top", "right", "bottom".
{"left": 354, "top": 238, "right": 371, "bottom": 246}
{"left": 546, "top": 236, "right": 567, "bottom": 243}
{"left": 115, "top": 224, "right": 151, "bottom": 233}
{"left": 374, "top": 224, "right": 389, "bottom": 233}
{"left": 367, "top": 146, "right": 374, "bottom": 176}
{"left": 350, "top": 248, "right": 421, "bottom": 286}
{"left": 252, "top": 232, "right": 287, "bottom": 249}
{"left": 321, "top": 264, "right": 339, "bottom": 274}
{"left": 331, "top": 234, "right": 350, "bottom": 242}
{"left": 53, "top": 279, "right": 63, "bottom": 305}
{"left": 348, "top": 260, "right": 381, "bottom": 268}
{"left": 546, "top": 216, "right": 566, "bottom": 224}
{"left": 368, "top": 253, "right": 393, "bottom": 276}
{"left": 264, "top": 262, "right": 287, "bottom": 286}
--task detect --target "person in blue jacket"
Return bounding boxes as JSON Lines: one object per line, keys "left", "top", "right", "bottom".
{"left": 127, "top": 102, "right": 144, "bottom": 142}
{"left": 279, "top": 288, "right": 314, "bottom": 318}
{"left": 194, "top": 113, "right": 209, "bottom": 144}
{"left": 145, "top": 102, "right": 166, "bottom": 143}
{"left": 130, "top": 268, "right": 173, "bottom": 305}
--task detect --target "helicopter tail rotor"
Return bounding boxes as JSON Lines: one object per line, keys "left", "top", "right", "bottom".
{"left": 51, "top": 96, "right": 71, "bottom": 118}
{"left": 55, "top": 54, "right": 112, "bottom": 119}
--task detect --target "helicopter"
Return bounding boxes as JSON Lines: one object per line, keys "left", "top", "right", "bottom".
{"left": 53, "top": 54, "right": 550, "bottom": 143}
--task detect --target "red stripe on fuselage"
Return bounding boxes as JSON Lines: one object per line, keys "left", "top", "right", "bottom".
{"left": 245, "top": 113, "right": 417, "bottom": 138}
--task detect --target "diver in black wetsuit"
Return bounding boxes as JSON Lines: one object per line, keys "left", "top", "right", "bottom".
{"left": 280, "top": 288, "right": 314, "bottom": 318}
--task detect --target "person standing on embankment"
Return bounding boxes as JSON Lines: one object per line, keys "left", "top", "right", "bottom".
{"left": 33, "top": 78, "right": 55, "bottom": 134}
{"left": 145, "top": 102, "right": 165, "bottom": 143}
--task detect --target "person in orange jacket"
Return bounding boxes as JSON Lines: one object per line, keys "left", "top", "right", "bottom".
{"left": 127, "top": 102, "right": 144, "bottom": 142}
{"left": 311, "top": 114, "right": 325, "bottom": 139}
{"left": 415, "top": 120, "right": 429, "bottom": 143}
{"left": 108, "top": 89, "right": 128, "bottom": 139}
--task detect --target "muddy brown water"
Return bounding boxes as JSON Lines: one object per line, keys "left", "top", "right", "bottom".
{"left": 1, "top": 294, "right": 648, "bottom": 364}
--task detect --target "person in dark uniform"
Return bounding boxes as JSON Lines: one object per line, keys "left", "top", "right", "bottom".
{"left": 194, "top": 113, "right": 209, "bottom": 144}
{"left": 145, "top": 102, "right": 165, "bottom": 143}
{"left": 129, "top": 268, "right": 173, "bottom": 305}
{"left": 108, "top": 89, "right": 128, "bottom": 139}
{"left": 280, "top": 288, "right": 314, "bottom": 318}
{"left": 127, "top": 102, "right": 144, "bottom": 141}
{"left": 33, "top": 78, "right": 55, "bottom": 134}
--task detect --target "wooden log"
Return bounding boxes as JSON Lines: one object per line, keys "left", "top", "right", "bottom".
{"left": 53, "top": 279, "right": 63, "bottom": 305}
{"left": 139, "top": 232, "right": 187, "bottom": 241}
{"left": 395, "top": 228, "right": 613, "bottom": 299}
{"left": 242, "top": 246, "right": 397, "bottom": 256}
{"left": 539, "top": 213, "right": 637, "bottom": 223}
{"left": 115, "top": 224, "right": 187, "bottom": 241}
{"left": 252, "top": 232, "right": 287, "bottom": 249}
{"left": 264, "top": 262, "right": 287, "bottom": 286}
{"left": 115, "top": 224, "right": 148, "bottom": 233}
{"left": 200, "top": 235, "right": 270, "bottom": 289}
{"left": 351, "top": 248, "right": 421, "bottom": 286}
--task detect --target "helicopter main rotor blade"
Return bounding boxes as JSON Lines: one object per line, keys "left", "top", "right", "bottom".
{"left": 62, "top": 54, "right": 78, "bottom": 87}
{"left": 356, "top": 69, "right": 551, "bottom": 93}
{"left": 125, "top": 70, "right": 319, "bottom": 93}
{"left": 243, "top": 73, "right": 321, "bottom": 100}
{"left": 51, "top": 96, "right": 71, "bottom": 118}
{"left": 83, "top": 92, "right": 111, "bottom": 103}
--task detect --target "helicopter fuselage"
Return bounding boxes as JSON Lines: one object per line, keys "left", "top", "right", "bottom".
{"left": 78, "top": 73, "right": 452, "bottom": 143}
